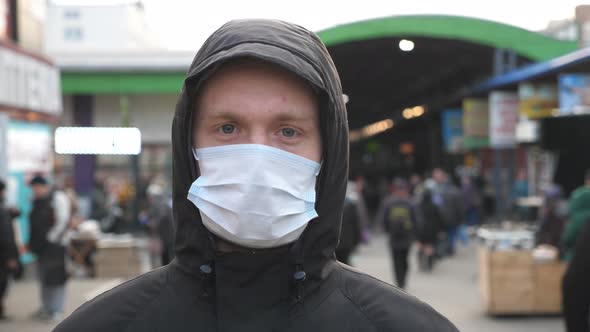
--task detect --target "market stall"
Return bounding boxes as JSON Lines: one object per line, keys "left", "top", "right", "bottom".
{"left": 478, "top": 226, "right": 566, "bottom": 315}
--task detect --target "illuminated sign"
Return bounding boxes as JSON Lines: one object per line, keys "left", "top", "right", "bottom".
{"left": 55, "top": 127, "right": 142, "bottom": 155}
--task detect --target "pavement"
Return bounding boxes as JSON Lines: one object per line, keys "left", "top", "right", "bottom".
{"left": 1, "top": 233, "right": 565, "bottom": 332}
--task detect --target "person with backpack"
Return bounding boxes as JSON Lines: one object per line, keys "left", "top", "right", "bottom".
{"left": 27, "top": 175, "right": 71, "bottom": 322}
{"left": 381, "top": 178, "right": 417, "bottom": 289}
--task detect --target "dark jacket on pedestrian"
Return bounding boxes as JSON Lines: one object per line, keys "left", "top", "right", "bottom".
{"left": 53, "top": 19, "right": 459, "bottom": 332}
{"left": 0, "top": 201, "right": 18, "bottom": 274}
{"left": 562, "top": 217, "right": 590, "bottom": 332}
{"left": 28, "top": 193, "right": 68, "bottom": 286}
{"left": 417, "top": 190, "right": 443, "bottom": 245}
{"left": 381, "top": 196, "right": 417, "bottom": 250}
{"left": 433, "top": 183, "right": 464, "bottom": 228}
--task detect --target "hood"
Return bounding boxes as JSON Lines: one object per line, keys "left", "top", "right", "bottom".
{"left": 171, "top": 19, "right": 349, "bottom": 275}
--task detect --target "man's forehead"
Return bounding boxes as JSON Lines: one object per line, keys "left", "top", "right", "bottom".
{"left": 200, "top": 57, "right": 317, "bottom": 94}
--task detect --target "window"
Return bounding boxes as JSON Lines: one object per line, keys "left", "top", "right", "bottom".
{"left": 64, "top": 27, "right": 83, "bottom": 41}
{"left": 64, "top": 10, "right": 80, "bottom": 19}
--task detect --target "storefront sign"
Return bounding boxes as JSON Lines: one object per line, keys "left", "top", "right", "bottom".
{"left": 7, "top": 121, "right": 53, "bottom": 173}
{"left": 559, "top": 74, "right": 590, "bottom": 115}
{"left": 463, "top": 98, "right": 489, "bottom": 149}
{"left": 489, "top": 91, "right": 519, "bottom": 148}
{"left": 442, "top": 109, "right": 464, "bottom": 153}
{"left": 518, "top": 83, "right": 558, "bottom": 119}
{"left": 0, "top": 44, "right": 62, "bottom": 115}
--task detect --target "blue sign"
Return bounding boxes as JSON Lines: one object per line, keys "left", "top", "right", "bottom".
{"left": 559, "top": 74, "right": 590, "bottom": 115}
{"left": 442, "top": 109, "right": 464, "bottom": 153}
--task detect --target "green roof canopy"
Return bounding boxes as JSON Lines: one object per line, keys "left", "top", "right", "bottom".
{"left": 318, "top": 15, "right": 577, "bottom": 61}
{"left": 62, "top": 15, "right": 578, "bottom": 95}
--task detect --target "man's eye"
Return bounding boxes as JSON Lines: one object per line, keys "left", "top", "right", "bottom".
{"left": 281, "top": 128, "right": 297, "bottom": 138}
{"left": 219, "top": 124, "right": 236, "bottom": 134}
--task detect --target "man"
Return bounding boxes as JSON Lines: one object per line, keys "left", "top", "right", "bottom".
{"left": 0, "top": 180, "right": 19, "bottom": 320}
{"left": 562, "top": 169, "right": 590, "bottom": 260}
{"left": 432, "top": 168, "right": 465, "bottom": 256}
{"left": 54, "top": 19, "right": 458, "bottom": 332}
{"left": 380, "top": 179, "right": 417, "bottom": 289}
{"left": 562, "top": 218, "right": 590, "bottom": 332}
{"left": 28, "top": 175, "right": 70, "bottom": 322}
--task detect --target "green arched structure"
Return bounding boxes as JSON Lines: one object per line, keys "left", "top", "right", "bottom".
{"left": 62, "top": 15, "right": 578, "bottom": 94}
{"left": 318, "top": 15, "right": 577, "bottom": 62}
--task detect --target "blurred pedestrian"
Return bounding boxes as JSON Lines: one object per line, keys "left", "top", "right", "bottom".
{"left": 510, "top": 169, "right": 530, "bottom": 221}
{"left": 27, "top": 175, "right": 70, "bottom": 322}
{"left": 89, "top": 177, "right": 108, "bottom": 222}
{"left": 432, "top": 169, "right": 466, "bottom": 256}
{"left": 336, "top": 182, "right": 363, "bottom": 265}
{"left": 0, "top": 180, "right": 19, "bottom": 320}
{"left": 144, "top": 183, "right": 174, "bottom": 267}
{"left": 381, "top": 178, "right": 417, "bottom": 289}
{"left": 53, "top": 19, "right": 458, "bottom": 332}
{"left": 536, "top": 184, "right": 567, "bottom": 248}
{"left": 410, "top": 174, "right": 425, "bottom": 200}
{"left": 562, "top": 169, "right": 590, "bottom": 260}
{"left": 416, "top": 187, "right": 444, "bottom": 272}
{"left": 461, "top": 175, "right": 481, "bottom": 226}
{"left": 562, "top": 218, "right": 590, "bottom": 332}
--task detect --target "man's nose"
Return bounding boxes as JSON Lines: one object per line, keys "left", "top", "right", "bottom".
{"left": 247, "top": 128, "right": 271, "bottom": 146}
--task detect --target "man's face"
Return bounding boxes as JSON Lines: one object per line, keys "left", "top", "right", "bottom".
{"left": 193, "top": 60, "right": 322, "bottom": 163}
{"left": 32, "top": 184, "right": 49, "bottom": 199}
{"left": 433, "top": 169, "right": 446, "bottom": 184}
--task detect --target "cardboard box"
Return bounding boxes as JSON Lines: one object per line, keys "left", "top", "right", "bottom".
{"left": 479, "top": 248, "right": 535, "bottom": 314}
{"left": 479, "top": 247, "right": 566, "bottom": 315}
{"left": 533, "top": 262, "right": 567, "bottom": 313}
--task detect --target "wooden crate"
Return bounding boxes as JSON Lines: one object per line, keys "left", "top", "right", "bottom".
{"left": 479, "top": 247, "right": 566, "bottom": 315}
{"left": 479, "top": 248, "right": 535, "bottom": 314}
{"left": 533, "top": 262, "right": 566, "bottom": 313}
{"left": 94, "top": 245, "right": 144, "bottom": 279}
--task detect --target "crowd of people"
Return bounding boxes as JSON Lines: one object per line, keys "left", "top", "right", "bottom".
{"left": 336, "top": 168, "right": 475, "bottom": 289}
{"left": 0, "top": 173, "right": 174, "bottom": 323}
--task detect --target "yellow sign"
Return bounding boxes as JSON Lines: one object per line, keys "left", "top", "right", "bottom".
{"left": 518, "top": 83, "right": 558, "bottom": 119}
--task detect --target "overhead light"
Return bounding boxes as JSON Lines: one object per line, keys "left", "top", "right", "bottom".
{"left": 350, "top": 119, "right": 394, "bottom": 142}
{"left": 412, "top": 106, "right": 425, "bottom": 117}
{"left": 402, "top": 108, "right": 413, "bottom": 119}
{"left": 399, "top": 39, "right": 414, "bottom": 52}
{"left": 402, "top": 105, "right": 426, "bottom": 119}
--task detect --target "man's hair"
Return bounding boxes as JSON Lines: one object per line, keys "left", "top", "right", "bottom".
{"left": 29, "top": 175, "right": 48, "bottom": 186}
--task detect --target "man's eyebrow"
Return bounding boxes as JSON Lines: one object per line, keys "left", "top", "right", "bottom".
{"left": 201, "top": 108, "right": 316, "bottom": 122}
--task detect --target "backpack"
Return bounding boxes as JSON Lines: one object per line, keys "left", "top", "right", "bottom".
{"left": 386, "top": 202, "right": 414, "bottom": 242}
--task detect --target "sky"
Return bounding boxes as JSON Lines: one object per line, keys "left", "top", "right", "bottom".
{"left": 52, "top": 0, "right": 585, "bottom": 50}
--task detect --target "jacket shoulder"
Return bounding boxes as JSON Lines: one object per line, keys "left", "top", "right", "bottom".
{"left": 52, "top": 266, "right": 169, "bottom": 332}
{"left": 338, "top": 265, "right": 460, "bottom": 332}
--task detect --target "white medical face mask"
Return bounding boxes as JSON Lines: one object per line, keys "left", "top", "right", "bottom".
{"left": 187, "top": 144, "right": 321, "bottom": 249}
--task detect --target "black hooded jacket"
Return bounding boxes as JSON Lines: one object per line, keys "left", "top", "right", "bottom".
{"left": 54, "top": 19, "right": 459, "bottom": 332}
